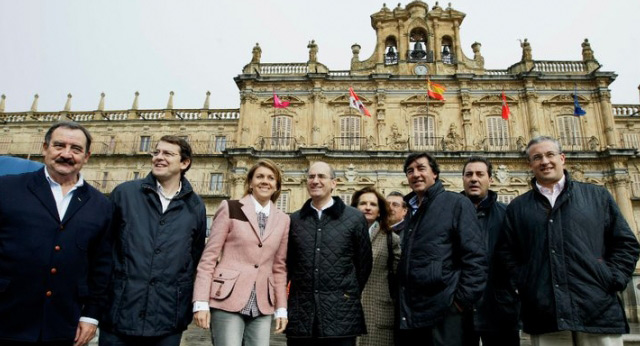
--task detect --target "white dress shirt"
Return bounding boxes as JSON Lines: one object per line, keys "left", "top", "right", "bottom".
{"left": 44, "top": 168, "right": 97, "bottom": 326}
{"left": 310, "top": 198, "right": 335, "bottom": 219}
{"left": 536, "top": 174, "right": 566, "bottom": 208}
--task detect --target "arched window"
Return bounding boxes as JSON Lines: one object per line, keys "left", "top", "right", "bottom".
{"left": 385, "top": 36, "right": 398, "bottom": 65}
{"left": 557, "top": 116, "right": 583, "bottom": 150}
{"left": 412, "top": 116, "right": 436, "bottom": 150}
{"left": 486, "top": 116, "right": 509, "bottom": 150}
{"left": 271, "top": 115, "right": 292, "bottom": 150}
{"left": 338, "top": 116, "right": 361, "bottom": 150}
{"left": 441, "top": 36, "right": 455, "bottom": 64}
{"left": 409, "top": 28, "right": 430, "bottom": 62}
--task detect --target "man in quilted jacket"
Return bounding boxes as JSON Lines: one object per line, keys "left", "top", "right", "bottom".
{"left": 286, "top": 161, "right": 373, "bottom": 346}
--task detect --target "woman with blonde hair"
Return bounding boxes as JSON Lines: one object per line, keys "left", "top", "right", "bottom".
{"left": 193, "top": 159, "right": 290, "bottom": 346}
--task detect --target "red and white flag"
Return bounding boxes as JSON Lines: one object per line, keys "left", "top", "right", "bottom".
{"left": 273, "top": 92, "right": 290, "bottom": 108}
{"left": 349, "top": 87, "right": 371, "bottom": 117}
{"left": 501, "top": 90, "right": 510, "bottom": 120}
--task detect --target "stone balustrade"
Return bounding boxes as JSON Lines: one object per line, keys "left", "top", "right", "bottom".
{"left": 533, "top": 61, "right": 586, "bottom": 73}
{"left": 259, "top": 63, "right": 309, "bottom": 75}
{"left": 613, "top": 104, "right": 640, "bottom": 117}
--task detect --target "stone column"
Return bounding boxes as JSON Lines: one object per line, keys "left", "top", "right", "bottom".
{"left": 598, "top": 90, "right": 617, "bottom": 148}
{"left": 525, "top": 90, "right": 540, "bottom": 138}
{"left": 453, "top": 20, "right": 463, "bottom": 62}
{"left": 433, "top": 18, "right": 440, "bottom": 61}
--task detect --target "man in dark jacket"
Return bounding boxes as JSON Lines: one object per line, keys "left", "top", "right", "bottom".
{"left": 286, "top": 161, "right": 373, "bottom": 346}
{"left": 99, "top": 135, "right": 207, "bottom": 346}
{"left": 498, "top": 136, "right": 640, "bottom": 346}
{"left": 461, "top": 156, "right": 519, "bottom": 346}
{"left": 396, "top": 152, "right": 486, "bottom": 346}
{"left": 0, "top": 122, "right": 112, "bottom": 345}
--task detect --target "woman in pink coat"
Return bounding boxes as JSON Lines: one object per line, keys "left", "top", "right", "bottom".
{"left": 193, "top": 159, "right": 290, "bottom": 346}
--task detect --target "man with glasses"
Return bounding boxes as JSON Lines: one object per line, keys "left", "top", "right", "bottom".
{"left": 498, "top": 136, "right": 639, "bottom": 346}
{"left": 386, "top": 191, "right": 408, "bottom": 241}
{"left": 396, "top": 152, "right": 486, "bottom": 346}
{"left": 99, "top": 135, "right": 207, "bottom": 346}
{"left": 286, "top": 161, "right": 372, "bottom": 346}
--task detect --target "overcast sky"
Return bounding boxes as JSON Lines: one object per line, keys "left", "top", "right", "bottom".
{"left": 1, "top": 0, "right": 638, "bottom": 112}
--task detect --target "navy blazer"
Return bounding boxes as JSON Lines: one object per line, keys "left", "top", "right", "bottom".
{"left": 0, "top": 168, "right": 113, "bottom": 342}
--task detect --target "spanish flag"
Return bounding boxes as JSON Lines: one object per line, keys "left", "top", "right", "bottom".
{"left": 427, "top": 79, "right": 446, "bottom": 101}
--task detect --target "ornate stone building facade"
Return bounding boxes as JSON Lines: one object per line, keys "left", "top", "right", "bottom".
{"left": 2, "top": 0, "right": 640, "bottom": 319}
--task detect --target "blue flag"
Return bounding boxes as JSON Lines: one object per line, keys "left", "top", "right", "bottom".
{"left": 574, "top": 91, "right": 586, "bottom": 116}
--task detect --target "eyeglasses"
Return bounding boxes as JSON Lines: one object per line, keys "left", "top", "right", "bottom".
{"left": 150, "top": 150, "right": 178, "bottom": 158}
{"left": 530, "top": 151, "right": 560, "bottom": 162}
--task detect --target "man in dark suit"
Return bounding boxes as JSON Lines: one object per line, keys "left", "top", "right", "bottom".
{"left": 386, "top": 191, "right": 408, "bottom": 241}
{"left": 0, "top": 121, "right": 113, "bottom": 346}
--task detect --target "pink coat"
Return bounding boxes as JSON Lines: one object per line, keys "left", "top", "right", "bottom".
{"left": 193, "top": 195, "right": 290, "bottom": 315}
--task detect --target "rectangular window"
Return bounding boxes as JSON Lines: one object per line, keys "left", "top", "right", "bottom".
{"left": 209, "top": 173, "right": 224, "bottom": 193}
{"left": 632, "top": 173, "right": 640, "bottom": 198}
{"left": 339, "top": 193, "right": 353, "bottom": 206}
{"left": 132, "top": 171, "right": 140, "bottom": 180}
{"left": 139, "top": 136, "right": 151, "bottom": 152}
{"left": 275, "top": 191, "right": 290, "bottom": 213}
{"left": 557, "top": 116, "right": 582, "bottom": 150}
{"left": 206, "top": 215, "right": 213, "bottom": 237}
{"left": 624, "top": 133, "right": 640, "bottom": 150}
{"left": 486, "top": 117, "right": 509, "bottom": 150}
{"left": 214, "top": 136, "right": 227, "bottom": 152}
{"left": 413, "top": 116, "right": 436, "bottom": 148}
{"left": 339, "top": 117, "right": 361, "bottom": 149}
{"left": 497, "top": 193, "right": 516, "bottom": 205}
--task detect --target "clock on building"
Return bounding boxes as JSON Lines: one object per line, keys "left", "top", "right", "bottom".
{"left": 414, "top": 64, "right": 428, "bottom": 75}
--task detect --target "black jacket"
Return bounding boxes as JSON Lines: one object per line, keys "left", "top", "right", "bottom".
{"left": 286, "top": 197, "right": 373, "bottom": 338}
{"left": 397, "top": 180, "right": 487, "bottom": 329}
{"left": 102, "top": 173, "right": 207, "bottom": 336}
{"left": 0, "top": 169, "right": 113, "bottom": 342}
{"left": 462, "top": 190, "right": 519, "bottom": 332}
{"left": 498, "top": 172, "right": 640, "bottom": 334}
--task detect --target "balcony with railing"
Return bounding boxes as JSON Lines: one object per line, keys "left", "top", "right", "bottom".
{"left": 258, "top": 63, "right": 309, "bottom": 75}
{"left": 478, "top": 137, "right": 527, "bottom": 152}
{"left": 0, "top": 109, "right": 240, "bottom": 123}
{"left": 558, "top": 136, "right": 601, "bottom": 151}
{"left": 332, "top": 137, "right": 368, "bottom": 151}
{"left": 255, "top": 137, "right": 298, "bottom": 151}
{"left": 408, "top": 136, "right": 444, "bottom": 151}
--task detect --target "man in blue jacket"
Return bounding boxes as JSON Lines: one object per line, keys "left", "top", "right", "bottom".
{"left": 498, "top": 136, "right": 639, "bottom": 346}
{"left": 396, "top": 152, "right": 486, "bottom": 346}
{"left": 0, "top": 122, "right": 113, "bottom": 345}
{"left": 99, "top": 135, "right": 207, "bottom": 346}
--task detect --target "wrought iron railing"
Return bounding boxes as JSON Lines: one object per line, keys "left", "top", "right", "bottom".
{"left": 558, "top": 136, "right": 601, "bottom": 151}
{"left": 255, "top": 137, "right": 298, "bottom": 151}
{"left": 478, "top": 137, "right": 527, "bottom": 152}
{"left": 86, "top": 179, "right": 231, "bottom": 197}
{"left": 408, "top": 136, "right": 444, "bottom": 151}
{"left": 332, "top": 137, "right": 368, "bottom": 151}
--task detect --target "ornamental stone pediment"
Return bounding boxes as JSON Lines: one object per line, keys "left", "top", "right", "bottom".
{"left": 543, "top": 94, "right": 589, "bottom": 105}
{"left": 400, "top": 94, "right": 445, "bottom": 107}
{"left": 328, "top": 94, "right": 372, "bottom": 105}
{"left": 261, "top": 95, "right": 305, "bottom": 107}
{"left": 472, "top": 94, "right": 518, "bottom": 105}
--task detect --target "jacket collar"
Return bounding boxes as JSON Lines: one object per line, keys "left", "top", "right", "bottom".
{"left": 404, "top": 179, "right": 444, "bottom": 209}
{"left": 460, "top": 189, "right": 498, "bottom": 212}
{"left": 531, "top": 170, "right": 572, "bottom": 195}
{"left": 300, "top": 196, "right": 346, "bottom": 219}
{"left": 27, "top": 167, "right": 90, "bottom": 223}
{"left": 141, "top": 172, "right": 193, "bottom": 199}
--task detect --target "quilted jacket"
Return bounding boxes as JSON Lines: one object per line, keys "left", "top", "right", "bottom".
{"left": 286, "top": 197, "right": 373, "bottom": 338}
{"left": 498, "top": 172, "right": 640, "bottom": 334}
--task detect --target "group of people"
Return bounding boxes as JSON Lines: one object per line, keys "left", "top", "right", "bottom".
{"left": 0, "top": 121, "right": 638, "bottom": 346}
